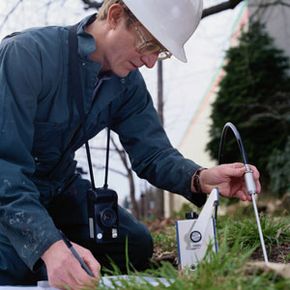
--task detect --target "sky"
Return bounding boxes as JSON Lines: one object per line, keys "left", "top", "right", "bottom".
{"left": 0, "top": 0, "right": 247, "bottom": 203}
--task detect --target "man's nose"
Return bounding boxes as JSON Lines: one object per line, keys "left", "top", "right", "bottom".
{"left": 141, "top": 53, "right": 159, "bottom": 68}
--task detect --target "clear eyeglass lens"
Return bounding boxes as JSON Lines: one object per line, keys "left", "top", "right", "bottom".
{"left": 138, "top": 42, "right": 160, "bottom": 54}
{"left": 158, "top": 51, "right": 172, "bottom": 60}
{"left": 134, "top": 25, "right": 171, "bottom": 60}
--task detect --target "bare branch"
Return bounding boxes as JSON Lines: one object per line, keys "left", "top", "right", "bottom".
{"left": 81, "top": 0, "right": 103, "bottom": 10}
{"left": 250, "top": 0, "right": 290, "bottom": 9}
{"left": 94, "top": 165, "right": 128, "bottom": 177}
{"left": 43, "top": 0, "right": 54, "bottom": 26}
{"left": 90, "top": 145, "right": 118, "bottom": 151}
{"left": 0, "top": 0, "right": 23, "bottom": 33}
{"left": 249, "top": 0, "right": 290, "bottom": 21}
{"left": 202, "top": 0, "right": 290, "bottom": 20}
{"left": 202, "top": 0, "right": 244, "bottom": 19}
{"left": 109, "top": 137, "right": 139, "bottom": 218}
{"left": 110, "top": 137, "right": 131, "bottom": 171}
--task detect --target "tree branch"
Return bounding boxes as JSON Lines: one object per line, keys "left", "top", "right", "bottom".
{"left": 250, "top": 0, "right": 290, "bottom": 9}
{"left": 202, "top": 0, "right": 244, "bottom": 19}
{"left": 0, "top": 0, "right": 23, "bottom": 32}
{"left": 81, "top": 0, "right": 103, "bottom": 10}
{"left": 110, "top": 137, "right": 131, "bottom": 172}
{"left": 94, "top": 165, "right": 128, "bottom": 177}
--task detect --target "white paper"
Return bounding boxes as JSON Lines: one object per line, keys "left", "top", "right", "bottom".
{"left": 0, "top": 275, "right": 174, "bottom": 289}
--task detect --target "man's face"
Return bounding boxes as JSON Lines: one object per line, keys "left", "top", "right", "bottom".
{"left": 101, "top": 5, "right": 170, "bottom": 77}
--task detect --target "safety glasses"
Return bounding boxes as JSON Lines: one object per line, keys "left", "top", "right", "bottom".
{"left": 123, "top": 5, "right": 172, "bottom": 60}
{"left": 132, "top": 24, "right": 172, "bottom": 60}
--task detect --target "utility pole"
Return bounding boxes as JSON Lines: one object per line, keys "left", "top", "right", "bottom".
{"left": 157, "top": 61, "right": 164, "bottom": 125}
{"left": 157, "top": 60, "right": 164, "bottom": 217}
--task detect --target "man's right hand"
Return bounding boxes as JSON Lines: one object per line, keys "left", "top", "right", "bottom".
{"left": 41, "top": 240, "right": 101, "bottom": 289}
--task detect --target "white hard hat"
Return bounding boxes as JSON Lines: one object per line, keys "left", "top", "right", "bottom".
{"left": 122, "top": 0, "right": 203, "bottom": 62}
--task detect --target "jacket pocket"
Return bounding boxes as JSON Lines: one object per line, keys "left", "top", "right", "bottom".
{"left": 32, "top": 122, "right": 66, "bottom": 169}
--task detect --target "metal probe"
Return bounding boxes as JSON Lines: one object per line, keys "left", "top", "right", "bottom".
{"left": 244, "top": 164, "right": 269, "bottom": 264}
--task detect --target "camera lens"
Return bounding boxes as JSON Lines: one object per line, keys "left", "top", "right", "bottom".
{"left": 100, "top": 208, "right": 117, "bottom": 228}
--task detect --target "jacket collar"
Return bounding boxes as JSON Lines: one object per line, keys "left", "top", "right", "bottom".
{"left": 76, "top": 14, "right": 99, "bottom": 60}
{"left": 75, "top": 14, "right": 131, "bottom": 83}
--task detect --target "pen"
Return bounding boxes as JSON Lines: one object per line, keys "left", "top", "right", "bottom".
{"left": 59, "top": 230, "right": 94, "bottom": 277}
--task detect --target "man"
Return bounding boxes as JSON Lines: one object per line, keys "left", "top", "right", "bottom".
{"left": 0, "top": 0, "right": 260, "bottom": 288}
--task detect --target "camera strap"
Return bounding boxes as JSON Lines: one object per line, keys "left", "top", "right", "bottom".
{"left": 85, "top": 128, "right": 111, "bottom": 191}
{"left": 45, "top": 24, "right": 84, "bottom": 182}
{"left": 68, "top": 22, "right": 112, "bottom": 191}
{"left": 47, "top": 20, "right": 111, "bottom": 191}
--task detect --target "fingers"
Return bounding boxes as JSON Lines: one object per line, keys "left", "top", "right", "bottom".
{"left": 78, "top": 247, "right": 101, "bottom": 278}
{"left": 234, "top": 190, "right": 248, "bottom": 201}
{"left": 221, "top": 163, "right": 245, "bottom": 177}
{"left": 236, "top": 189, "right": 253, "bottom": 201}
{"left": 72, "top": 243, "right": 101, "bottom": 281}
{"left": 44, "top": 240, "right": 101, "bottom": 290}
{"left": 51, "top": 258, "right": 93, "bottom": 289}
{"left": 83, "top": 254, "right": 101, "bottom": 278}
{"left": 248, "top": 164, "right": 261, "bottom": 194}
{"left": 230, "top": 162, "right": 244, "bottom": 169}
{"left": 225, "top": 163, "right": 262, "bottom": 194}
{"left": 225, "top": 163, "right": 260, "bottom": 177}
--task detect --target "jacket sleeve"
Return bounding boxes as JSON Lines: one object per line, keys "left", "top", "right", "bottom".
{"left": 0, "top": 36, "right": 61, "bottom": 270}
{"left": 112, "top": 71, "right": 207, "bottom": 207}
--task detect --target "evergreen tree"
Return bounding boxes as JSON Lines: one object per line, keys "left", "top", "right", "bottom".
{"left": 206, "top": 22, "right": 290, "bottom": 194}
{"left": 267, "top": 137, "right": 290, "bottom": 195}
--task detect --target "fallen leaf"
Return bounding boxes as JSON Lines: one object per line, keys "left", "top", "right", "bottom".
{"left": 245, "top": 261, "right": 290, "bottom": 278}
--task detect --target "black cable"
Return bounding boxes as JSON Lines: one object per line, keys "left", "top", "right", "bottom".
{"left": 103, "top": 128, "right": 110, "bottom": 189}
{"left": 218, "top": 122, "right": 248, "bottom": 165}
{"left": 85, "top": 128, "right": 111, "bottom": 190}
{"left": 217, "top": 123, "right": 269, "bottom": 262}
{"left": 214, "top": 122, "right": 249, "bottom": 251}
{"left": 85, "top": 141, "right": 96, "bottom": 190}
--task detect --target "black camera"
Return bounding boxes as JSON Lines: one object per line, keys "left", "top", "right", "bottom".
{"left": 87, "top": 187, "right": 119, "bottom": 242}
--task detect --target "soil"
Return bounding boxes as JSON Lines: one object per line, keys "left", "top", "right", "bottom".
{"left": 252, "top": 243, "right": 290, "bottom": 263}
{"left": 146, "top": 217, "right": 290, "bottom": 267}
{"left": 151, "top": 240, "right": 290, "bottom": 268}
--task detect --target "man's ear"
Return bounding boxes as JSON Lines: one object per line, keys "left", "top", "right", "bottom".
{"left": 107, "top": 4, "right": 124, "bottom": 29}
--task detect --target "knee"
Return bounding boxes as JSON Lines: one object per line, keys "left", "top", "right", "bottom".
{"left": 88, "top": 207, "right": 154, "bottom": 272}
{"left": 126, "top": 223, "right": 153, "bottom": 270}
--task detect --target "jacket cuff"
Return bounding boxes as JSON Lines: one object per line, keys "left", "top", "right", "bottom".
{"left": 28, "top": 229, "right": 62, "bottom": 271}
{"left": 182, "top": 167, "right": 207, "bottom": 207}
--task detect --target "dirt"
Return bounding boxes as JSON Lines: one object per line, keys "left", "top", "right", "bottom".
{"left": 146, "top": 217, "right": 290, "bottom": 266}
{"left": 152, "top": 247, "right": 178, "bottom": 267}
{"left": 252, "top": 243, "right": 290, "bottom": 263}
{"left": 151, "top": 243, "right": 290, "bottom": 269}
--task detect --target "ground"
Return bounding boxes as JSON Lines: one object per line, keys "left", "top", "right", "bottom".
{"left": 146, "top": 195, "right": 290, "bottom": 267}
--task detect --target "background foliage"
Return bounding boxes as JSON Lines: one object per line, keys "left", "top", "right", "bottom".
{"left": 206, "top": 21, "right": 290, "bottom": 195}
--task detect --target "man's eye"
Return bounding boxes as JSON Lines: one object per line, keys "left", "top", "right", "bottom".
{"left": 145, "top": 43, "right": 159, "bottom": 52}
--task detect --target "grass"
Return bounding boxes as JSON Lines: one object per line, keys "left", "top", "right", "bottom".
{"left": 94, "top": 236, "right": 290, "bottom": 289}
{"left": 85, "top": 208, "right": 290, "bottom": 289}
{"left": 220, "top": 215, "right": 290, "bottom": 251}
{"left": 152, "top": 225, "right": 177, "bottom": 254}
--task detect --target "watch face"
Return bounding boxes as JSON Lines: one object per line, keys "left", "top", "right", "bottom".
{"left": 190, "top": 230, "right": 202, "bottom": 243}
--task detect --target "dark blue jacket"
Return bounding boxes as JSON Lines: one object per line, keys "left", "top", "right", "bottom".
{"left": 0, "top": 15, "right": 206, "bottom": 270}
